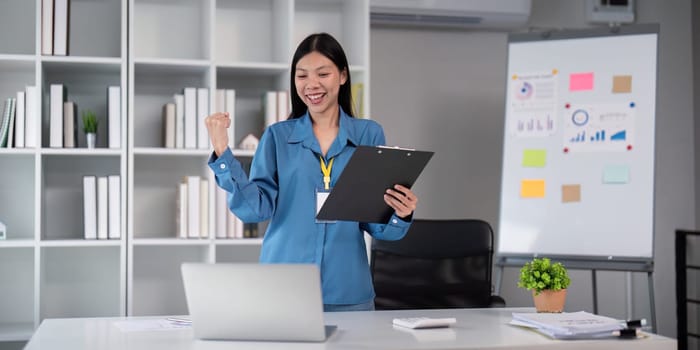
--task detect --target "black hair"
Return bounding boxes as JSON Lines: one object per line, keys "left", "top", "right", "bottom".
{"left": 288, "top": 32, "right": 354, "bottom": 119}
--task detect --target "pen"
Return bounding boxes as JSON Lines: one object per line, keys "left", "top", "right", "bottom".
{"left": 618, "top": 318, "right": 647, "bottom": 329}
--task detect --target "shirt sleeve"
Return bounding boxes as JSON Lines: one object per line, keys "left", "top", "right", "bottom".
{"left": 361, "top": 214, "right": 412, "bottom": 241}
{"left": 207, "top": 131, "right": 278, "bottom": 222}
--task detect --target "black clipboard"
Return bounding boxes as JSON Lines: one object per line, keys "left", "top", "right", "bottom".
{"left": 316, "top": 145, "right": 434, "bottom": 223}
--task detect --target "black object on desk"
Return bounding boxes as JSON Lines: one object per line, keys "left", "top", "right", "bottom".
{"left": 316, "top": 145, "right": 433, "bottom": 223}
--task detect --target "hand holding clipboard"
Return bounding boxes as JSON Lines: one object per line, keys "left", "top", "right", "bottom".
{"left": 316, "top": 146, "right": 434, "bottom": 223}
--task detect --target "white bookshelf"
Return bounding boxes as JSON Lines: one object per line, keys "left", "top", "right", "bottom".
{"left": 0, "top": 0, "right": 128, "bottom": 343}
{"left": 0, "top": 0, "right": 369, "bottom": 340}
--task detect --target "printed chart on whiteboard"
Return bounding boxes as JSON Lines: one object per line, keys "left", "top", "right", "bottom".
{"left": 497, "top": 25, "right": 658, "bottom": 259}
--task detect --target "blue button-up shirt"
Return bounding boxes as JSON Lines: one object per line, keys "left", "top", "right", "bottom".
{"left": 209, "top": 109, "right": 411, "bottom": 304}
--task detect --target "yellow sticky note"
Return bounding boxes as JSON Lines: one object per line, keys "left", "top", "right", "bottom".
{"left": 520, "top": 180, "right": 545, "bottom": 198}
{"left": 522, "top": 149, "right": 546, "bottom": 167}
{"left": 612, "top": 75, "right": 632, "bottom": 93}
{"left": 562, "top": 184, "right": 581, "bottom": 203}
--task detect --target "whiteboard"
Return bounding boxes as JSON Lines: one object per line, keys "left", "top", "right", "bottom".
{"left": 497, "top": 25, "right": 658, "bottom": 260}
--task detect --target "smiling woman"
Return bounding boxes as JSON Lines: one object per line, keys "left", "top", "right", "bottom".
{"left": 204, "top": 32, "right": 420, "bottom": 313}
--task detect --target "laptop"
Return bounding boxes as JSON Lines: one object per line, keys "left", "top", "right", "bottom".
{"left": 181, "top": 263, "right": 331, "bottom": 342}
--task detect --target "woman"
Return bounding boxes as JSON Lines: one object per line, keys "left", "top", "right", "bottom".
{"left": 206, "top": 33, "right": 418, "bottom": 312}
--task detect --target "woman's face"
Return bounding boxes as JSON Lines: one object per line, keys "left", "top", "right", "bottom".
{"left": 294, "top": 51, "right": 347, "bottom": 118}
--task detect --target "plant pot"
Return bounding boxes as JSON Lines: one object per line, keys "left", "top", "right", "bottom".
{"left": 86, "top": 133, "right": 96, "bottom": 149}
{"left": 532, "top": 289, "right": 567, "bottom": 313}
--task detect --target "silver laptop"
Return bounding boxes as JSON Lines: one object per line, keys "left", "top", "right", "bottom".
{"left": 181, "top": 263, "right": 330, "bottom": 342}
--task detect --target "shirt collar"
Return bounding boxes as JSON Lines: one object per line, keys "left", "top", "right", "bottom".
{"left": 287, "top": 107, "right": 359, "bottom": 152}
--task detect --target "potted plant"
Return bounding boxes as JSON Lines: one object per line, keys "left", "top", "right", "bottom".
{"left": 82, "top": 110, "right": 98, "bottom": 148}
{"left": 518, "top": 257, "right": 571, "bottom": 313}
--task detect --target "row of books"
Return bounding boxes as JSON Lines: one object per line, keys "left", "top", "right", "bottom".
{"left": 263, "top": 90, "right": 291, "bottom": 128}
{"left": 177, "top": 176, "right": 259, "bottom": 239}
{"left": 161, "top": 88, "right": 227, "bottom": 150}
{"left": 161, "top": 89, "right": 290, "bottom": 150}
{"left": 0, "top": 87, "right": 39, "bottom": 148}
{"left": 82, "top": 175, "right": 121, "bottom": 240}
{"left": 49, "top": 84, "right": 121, "bottom": 148}
{"left": 42, "top": 0, "right": 70, "bottom": 56}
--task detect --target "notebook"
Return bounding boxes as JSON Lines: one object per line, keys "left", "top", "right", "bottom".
{"left": 181, "top": 263, "right": 332, "bottom": 342}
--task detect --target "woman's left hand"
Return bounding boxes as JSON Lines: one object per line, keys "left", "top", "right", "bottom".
{"left": 384, "top": 184, "right": 418, "bottom": 219}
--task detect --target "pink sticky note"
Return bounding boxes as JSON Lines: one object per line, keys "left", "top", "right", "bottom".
{"left": 569, "top": 72, "right": 594, "bottom": 91}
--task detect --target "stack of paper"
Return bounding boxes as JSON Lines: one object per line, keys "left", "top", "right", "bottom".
{"left": 511, "top": 311, "right": 625, "bottom": 339}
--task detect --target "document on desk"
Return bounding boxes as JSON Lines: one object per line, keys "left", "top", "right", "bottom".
{"left": 510, "top": 311, "right": 629, "bottom": 340}
{"left": 113, "top": 318, "right": 191, "bottom": 332}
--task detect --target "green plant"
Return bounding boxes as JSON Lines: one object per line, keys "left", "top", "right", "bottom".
{"left": 82, "top": 110, "right": 98, "bottom": 134}
{"left": 518, "top": 257, "right": 571, "bottom": 295}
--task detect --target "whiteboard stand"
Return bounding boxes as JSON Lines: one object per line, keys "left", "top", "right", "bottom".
{"left": 494, "top": 255, "right": 656, "bottom": 333}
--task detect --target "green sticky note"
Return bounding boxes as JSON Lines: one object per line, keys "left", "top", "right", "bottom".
{"left": 522, "top": 149, "right": 546, "bottom": 167}
{"left": 603, "top": 165, "right": 629, "bottom": 184}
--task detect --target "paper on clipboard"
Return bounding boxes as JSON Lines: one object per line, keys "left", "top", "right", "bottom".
{"left": 316, "top": 145, "right": 433, "bottom": 223}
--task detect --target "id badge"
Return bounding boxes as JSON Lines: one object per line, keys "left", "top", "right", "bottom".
{"left": 315, "top": 187, "right": 336, "bottom": 224}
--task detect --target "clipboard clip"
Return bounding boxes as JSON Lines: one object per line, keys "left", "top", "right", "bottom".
{"left": 377, "top": 145, "right": 416, "bottom": 151}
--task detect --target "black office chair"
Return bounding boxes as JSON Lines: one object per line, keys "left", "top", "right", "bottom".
{"left": 370, "top": 219, "right": 505, "bottom": 310}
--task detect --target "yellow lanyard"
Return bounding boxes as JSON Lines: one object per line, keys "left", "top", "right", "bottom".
{"left": 320, "top": 157, "right": 334, "bottom": 190}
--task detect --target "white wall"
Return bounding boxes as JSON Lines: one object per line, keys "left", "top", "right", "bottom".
{"left": 370, "top": 0, "right": 695, "bottom": 337}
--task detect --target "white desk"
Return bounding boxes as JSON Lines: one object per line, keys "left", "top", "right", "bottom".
{"left": 25, "top": 308, "right": 675, "bottom": 350}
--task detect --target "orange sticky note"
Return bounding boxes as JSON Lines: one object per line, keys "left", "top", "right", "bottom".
{"left": 562, "top": 184, "right": 581, "bottom": 203}
{"left": 569, "top": 72, "right": 594, "bottom": 91}
{"left": 520, "top": 179, "right": 545, "bottom": 198}
{"left": 612, "top": 75, "right": 632, "bottom": 93}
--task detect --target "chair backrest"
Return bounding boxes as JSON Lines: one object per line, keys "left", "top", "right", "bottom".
{"left": 370, "top": 219, "right": 495, "bottom": 310}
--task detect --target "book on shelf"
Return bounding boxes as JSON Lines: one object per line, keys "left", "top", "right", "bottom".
{"left": 243, "top": 223, "right": 260, "bottom": 238}
{"left": 174, "top": 94, "right": 185, "bottom": 148}
{"left": 50, "top": 84, "right": 66, "bottom": 148}
{"left": 186, "top": 176, "right": 200, "bottom": 238}
{"left": 4, "top": 98, "right": 17, "bottom": 148}
{"left": 197, "top": 88, "right": 210, "bottom": 149}
{"left": 14, "top": 91, "right": 25, "bottom": 148}
{"left": 108, "top": 175, "right": 121, "bottom": 239}
{"left": 108, "top": 86, "right": 121, "bottom": 148}
{"left": 213, "top": 177, "right": 245, "bottom": 239}
{"left": 162, "top": 103, "right": 175, "bottom": 148}
{"left": 200, "top": 179, "right": 209, "bottom": 238}
{"left": 276, "top": 90, "right": 289, "bottom": 122}
{"left": 25, "top": 86, "right": 38, "bottom": 148}
{"left": 228, "top": 212, "right": 244, "bottom": 239}
{"left": 83, "top": 176, "right": 97, "bottom": 239}
{"left": 0, "top": 98, "right": 16, "bottom": 148}
{"left": 53, "top": 0, "right": 69, "bottom": 56}
{"left": 183, "top": 87, "right": 197, "bottom": 149}
{"left": 215, "top": 89, "right": 225, "bottom": 145}
{"left": 63, "top": 101, "right": 77, "bottom": 148}
{"left": 215, "top": 186, "right": 228, "bottom": 239}
{"left": 225, "top": 89, "right": 236, "bottom": 148}
{"left": 177, "top": 182, "right": 188, "bottom": 239}
{"left": 264, "top": 91, "right": 276, "bottom": 128}
{"left": 41, "top": 0, "right": 54, "bottom": 55}
{"left": 97, "top": 176, "right": 109, "bottom": 240}
{"left": 173, "top": 94, "right": 185, "bottom": 148}
{"left": 215, "top": 89, "right": 237, "bottom": 148}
